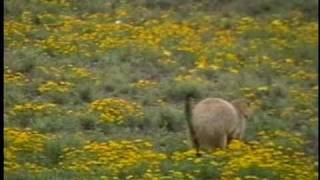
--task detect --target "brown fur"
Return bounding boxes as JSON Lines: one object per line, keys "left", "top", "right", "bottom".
{"left": 187, "top": 97, "right": 254, "bottom": 151}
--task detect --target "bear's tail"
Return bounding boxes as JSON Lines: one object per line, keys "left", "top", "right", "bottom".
{"left": 185, "top": 94, "right": 201, "bottom": 156}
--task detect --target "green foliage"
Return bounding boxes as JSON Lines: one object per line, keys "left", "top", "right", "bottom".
{"left": 163, "top": 79, "right": 206, "bottom": 101}
{"left": 4, "top": 0, "right": 318, "bottom": 179}
{"left": 158, "top": 106, "right": 184, "bottom": 132}
{"left": 238, "top": 165, "right": 280, "bottom": 179}
{"left": 31, "top": 116, "right": 80, "bottom": 133}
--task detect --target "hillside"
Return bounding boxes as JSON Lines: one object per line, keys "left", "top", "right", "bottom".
{"left": 4, "top": 0, "right": 318, "bottom": 179}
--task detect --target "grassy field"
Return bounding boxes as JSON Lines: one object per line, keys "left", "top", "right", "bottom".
{"left": 4, "top": 0, "right": 318, "bottom": 179}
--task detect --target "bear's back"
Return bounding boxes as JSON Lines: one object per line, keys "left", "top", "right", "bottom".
{"left": 192, "top": 98, "right": 239, "bottom": 132}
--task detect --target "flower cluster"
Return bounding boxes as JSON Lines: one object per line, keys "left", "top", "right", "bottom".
{"left": 290, "top": 70, "right": 317, "bottom": 81}
{"left": 131, "top": 80, "right": 158, "bottom": 89}
{"left": 39, "top": 0, "right": 71, "bottom": 7}
{"left": 38, "top": 81, "right": 74, "bottom": 93}
{"left": 257, "top": 131, "right": 308, "bottom": 154}
{"left": 169, "top": 139, "right": 317, "bottom": 180}
{"left": 4, "top": 128, "right": 51, "bottom": 173}
{"left": 9, "top": 103, "right": 57, "bottom": 116}
{"left": 4, "top": 69, "right": 29, "bottom": 85}
{"left": 90, "top": 98, "right": 143, "bottom": 124}
{"left": 235, "top": 17, "right": 260, "bottom": 34}
{"left": 174, "top": 69, "right": 204, "bottom": 82}
{"left": 240, "top": 86, "right": 270, "bottom": 100}
{"left": 217, "top": 140, "right": 317, "bottom": 180}
{"left": 37, "top": 65, "right": 95, "bottom": 80}
{"left": 59, "top": 140, "right": 167, "bottom": 176}
{"left": 70, "top": 67, "right": 93, "bottom": 78}
{"left": 4, "top": 9, "right": 318, "bottom": 76}
{"left": 4, "top": 20, "right": 33, "bottom": 48}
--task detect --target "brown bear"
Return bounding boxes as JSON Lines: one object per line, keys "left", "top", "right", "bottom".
{"left": 185, "top": 95, "right": 254, "bottom": 155}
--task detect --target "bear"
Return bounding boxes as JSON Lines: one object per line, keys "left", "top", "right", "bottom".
{"left": 185, "top": 95, "right": 254, "bottom": 155}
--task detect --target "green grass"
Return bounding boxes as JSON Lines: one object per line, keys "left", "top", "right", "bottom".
{"left": 4, "top": 0, "right": 318, "bottom": 179}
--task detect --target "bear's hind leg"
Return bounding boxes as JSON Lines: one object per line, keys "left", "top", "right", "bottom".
{"left": 218, "top": 135, "right": 227, "bottom": 149}
{"left": 211, "top": 134, "right": 227, "bottom": 150}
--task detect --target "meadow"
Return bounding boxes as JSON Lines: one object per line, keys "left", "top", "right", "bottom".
{"left": 4, "top": 0, "right": 318, "bottom": 179}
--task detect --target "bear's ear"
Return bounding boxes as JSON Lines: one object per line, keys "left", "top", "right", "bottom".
{"left": 242, "top": 99, "right": 251, "bottom": 106}
{"left": 245, "top": 101, "right": 257, "bottom": 119}
{"left": 231, "top": 98, "right": 254, "bottom": 119}
{"left": 231, "top": 98, "right": 248, "bottom": 108}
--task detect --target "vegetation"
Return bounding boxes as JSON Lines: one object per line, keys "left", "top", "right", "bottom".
{"left": 4, "top": 0, "right": 318, "bottom": 179}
